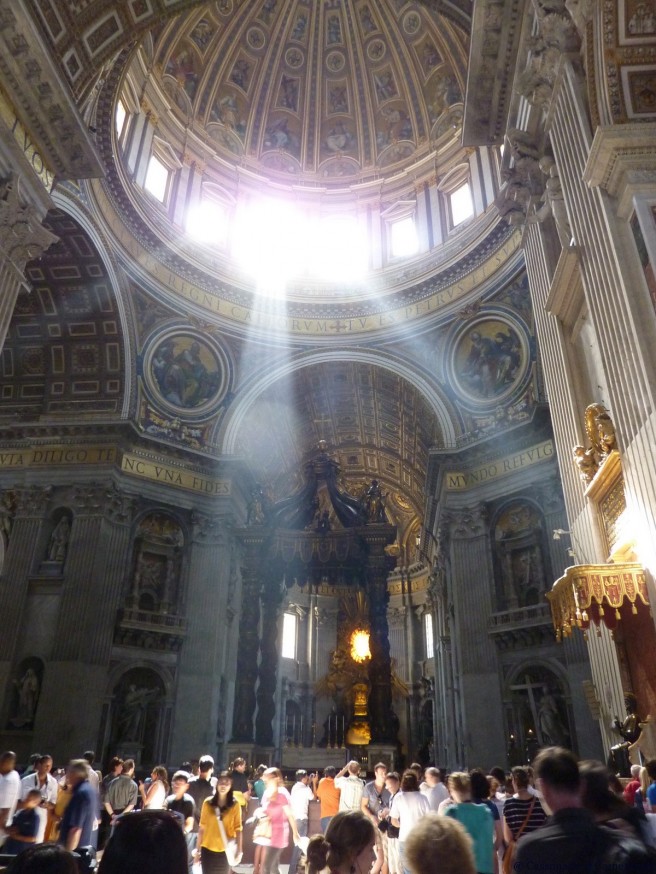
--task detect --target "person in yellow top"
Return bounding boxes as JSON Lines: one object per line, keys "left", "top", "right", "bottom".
{"left": 195, "top": 771, "right": 243, "bottom": 874}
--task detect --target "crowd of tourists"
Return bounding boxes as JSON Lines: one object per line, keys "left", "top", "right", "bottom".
{"left": 1, "top": 747, "right": 656, "bottom": 874}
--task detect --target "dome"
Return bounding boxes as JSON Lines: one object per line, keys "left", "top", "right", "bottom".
{"left": 153, "top": 0, "right": 467, "bottom": 186}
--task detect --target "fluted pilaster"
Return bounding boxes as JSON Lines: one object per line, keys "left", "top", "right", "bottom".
{"left": 170, "top": 511, "right": 229, "bottom": 762}
{"left": 447, "top": 505, "right": 505, "bottom": 765}
{"left": 0, "top": 486, "right": 51, "bottom": 661}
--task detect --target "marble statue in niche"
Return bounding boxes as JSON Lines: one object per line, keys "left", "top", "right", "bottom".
{"left": 494, "top": 503, "right": 548, "bottom": 610}
{"left": 508, "top": 667, "right": 571, "bottom": 752}
{"left": 9, "top": 665, "right": 40, "bottom": 729}
{"left": 111, "top": 667, "right": 166, "bottom": 764}
{"left": 47, "top": 515, "right": 71, "bottom": 564}
{"left": 128, "top": 513, "right": 184, "bottom": 614}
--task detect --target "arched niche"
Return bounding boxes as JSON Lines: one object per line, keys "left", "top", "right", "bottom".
{"left": 6, "top": 656, "right": 44, "bottom": 731}
{"left": 108, "top": 666, "right": 168, "bottom": 767}
{"left": 39, "top": 508, "right": 74, "bottom": 574}
{"left": 504, "top": 663, "right": 573, "bottom": 763}
{"left": 125, "top": 512, "right": 185, "bottom": 614}
{"left": 491, "top": 500, "right": 552, "bottom": 611}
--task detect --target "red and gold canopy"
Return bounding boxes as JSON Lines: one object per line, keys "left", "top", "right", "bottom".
{"left": 547, "top": 562, "right": 650, "bottom": 641}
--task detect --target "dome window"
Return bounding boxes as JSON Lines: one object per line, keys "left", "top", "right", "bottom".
{"left": 450, "top": 182, "right": 474, "bottom": 227}
{"left": 115, "top": 99, "right": 127, "bottom": 140}
{"left": 144, "top": 154, "right": 170, "bottom": 202}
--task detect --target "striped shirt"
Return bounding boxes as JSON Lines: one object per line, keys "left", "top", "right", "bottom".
{"left": 503, "top": 796, "right": 547, "bottom": 840}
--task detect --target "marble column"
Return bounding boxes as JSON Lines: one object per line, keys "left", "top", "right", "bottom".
{"left": 0, "top": 175, "right": 57, "bottom": 354}
{"left": 169, "top": 511, "right": 229, "bottom": 763}
{"left": 255, "top": 571, "right": 284, "bottom": 747}
{"left": 231, "top": 532, "right": 267, "bottom": 743}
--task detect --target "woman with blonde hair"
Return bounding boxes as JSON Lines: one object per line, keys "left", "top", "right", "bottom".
{"left": 139, "top": 765, "right": 169, "bottom": 809}
{"left": 635, "top": 766, "right": 650, "bottom": 813}
{"left": 443, "top": 772, "right": 494, "bottom": 874}
{"left": 260, "top": 767, "right": 300, "bottom": 874}
{"left": 404, "top": 813, "right": 476, "bottom": 874}
{"left": 306, "top": 811, "right": 376, "bottom": 874}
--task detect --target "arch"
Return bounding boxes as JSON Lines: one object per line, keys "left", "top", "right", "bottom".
{"left": 218, "top": 348, "right": 458, "bottom": 453}
{"left": 490, "top": 498, "right": 553, "bottom": 611}
{"left": 503, "top": 660, "right": 574, "bottom": 755}
{"left": 105, "top": 664, "right": 171, "bottom": 767}
{"left": 125, "top": 511, "right": 186, "bottom": 615}
{"left": 51, "top": 189, "right": 135, "bottom": 419}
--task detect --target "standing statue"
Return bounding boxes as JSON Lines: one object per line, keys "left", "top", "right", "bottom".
{"left": 10, "top": 668, "right": 39, "bottom": 728}
{"left": 48, "top": 516, "right": 71, "bottom": 563}
{"left": 247, "top": 483, "right": 269, "bottom": 525}
{"left": 585, "top": 403, "right": 617, "bottom": 461}
{"left": 363, "top": 480, "right": 387, "bottom": 522}
{"left": 537, "top": 688, "right": 569, "bottom": 746}
{"left": 608, "top": 693, "right": 642, "bottom": 777}
{"left": 118, "top": 684, "right": 160, "bottom": 743}
{"left": 538, "top": 156, "right": 572, "bottom": 247}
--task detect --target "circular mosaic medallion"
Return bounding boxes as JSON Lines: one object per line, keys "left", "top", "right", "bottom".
{"left": 325, "top": 51, "right": 345, "bottom": 73}
{"left": 285, "top": 47, "right": 304, "bottom": 68}
{"left": 142, "top": 330, "right": 229, "bottom": 419}
{"left": 367, "top": 39, "right": 386, "bottom": 62}
{"left": 447, "top": 317, "right": 530, "bottom": 409}
{"left": 247, "top": 26, "right": 265, "bottom": 50}
{"left": 216, "top": 0, "right": 233, "bottom": 16}
{"left": 403, "top": 11, "right": 421, "bottom": 34}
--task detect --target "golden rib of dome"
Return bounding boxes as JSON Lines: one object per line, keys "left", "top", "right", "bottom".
{"left": 154, "top": 0, "right": 467, "bottom": 186}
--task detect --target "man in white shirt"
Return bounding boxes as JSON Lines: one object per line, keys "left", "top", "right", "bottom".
{"left": 335, "top": 761, "right": 364, "bottom": 812}
{"left": 421, "top": 767, "right": 450, "bottom": 810}
{"left": 288, "top": 770, "right": 315, "bottom": 874}
{"left": 20, "top": 754, "right": 58, "bottom": 842}
{"left": 0, "top": 751, "right": 21, "bottom": 844}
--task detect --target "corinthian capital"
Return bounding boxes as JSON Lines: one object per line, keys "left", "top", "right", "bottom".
{"left": 14, "top": 485, "right": 51, "bottom": 517}
{"left": 0, "top": 175, "right": 58, "bottom": 273}
{"left": 445, "top": 505, "right": 489, "bottom": 538}
{"left": 191, "top": 510, "right": 223, "bottom": 542}
{"left": 105, "top": 486, "right": 138, "bottom": 525}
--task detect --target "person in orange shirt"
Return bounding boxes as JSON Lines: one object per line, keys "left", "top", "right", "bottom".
{"left": 315, "top": 767, "right": 341, "bottom": 833}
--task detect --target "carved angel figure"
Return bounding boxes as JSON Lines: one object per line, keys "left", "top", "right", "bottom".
{"left": 572, "top": 444, "right": 598, "bottom": 484}
{"left": 585, "top": 403, "right": 617, "bottom": 460}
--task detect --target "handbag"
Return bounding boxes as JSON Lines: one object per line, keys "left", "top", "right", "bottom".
{"left": 503, "top": 797, "right": 536, "bottom": 874}
{"left": 215, "top": 809, "right": 243, "bottom": 868}
{"left": 253, "top": 812, "right": 272, "bottom": 843}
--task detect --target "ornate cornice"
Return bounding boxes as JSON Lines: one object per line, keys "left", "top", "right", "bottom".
{"left": 463, "top": 0, "right": 528, "bottom": 146}
{"left": 0, "top": 2, "right": 102, "bottom": 180}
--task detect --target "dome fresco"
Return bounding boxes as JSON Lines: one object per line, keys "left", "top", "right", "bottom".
{"left": 155, "top": 0, "right": 467, "bottom": 185}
